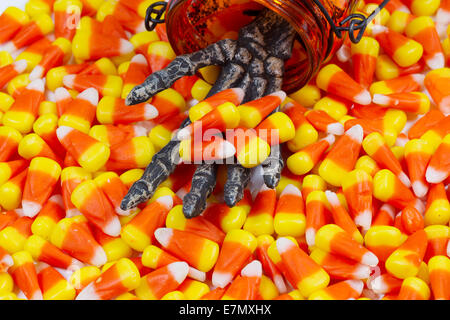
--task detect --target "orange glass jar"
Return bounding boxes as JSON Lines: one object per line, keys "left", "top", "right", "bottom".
{"left": 165, "top": 0, "right": 358, "bottom": 93}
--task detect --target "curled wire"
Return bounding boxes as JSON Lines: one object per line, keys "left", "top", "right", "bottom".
{"left": 312, "top": 0, "right": 391, "bottom": 43}
{"left": 145, "top": 1, "right": 168, "bottom": 31}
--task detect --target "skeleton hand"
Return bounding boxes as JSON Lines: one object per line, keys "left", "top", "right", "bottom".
{"left": 121, "top": 9, "right": 296, "bottom": 218}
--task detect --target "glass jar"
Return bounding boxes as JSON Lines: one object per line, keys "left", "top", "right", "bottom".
{"left": 165, "top": 0, "right": 358, "bottom": 93}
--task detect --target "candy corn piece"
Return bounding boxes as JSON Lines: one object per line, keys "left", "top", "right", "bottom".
{"left": 397, "top": 277, "right": 430, "bottom": 300}
{"left": 178, "top": 102, "right": 240, "bottom": 140}
{"left": 424, "top": 225, "right": 449, "bottom": 261}
{"left": 403, "top": 139, "right": 433, "bottom": 198}
{"left": 2, "top": 79, "right": 45, "bottom": 134}
{"left": 3, "top": 13, "right": 54, "bottom": 52}
{"left": 385, "top": 229, "right": 427, "bottom": 279}
{"left": 315, "top": 224, "right": 379, "bottom": 267}
{"left": 63, "top": 74, "right": 123, "bottom": 98}
{"left": 22, "top": 157, "right": 61, "bottom": 218}
{"left": 227, "top": 127, "right": 271, "bottom": 168}
{"left": 316, "top": 64, "right": 371, "bottom": 105}
{"left": 10, "top": 251, "right": 43, "bottom": 300}
{"left": 0, "top": 169, "right": 28, "bottom": 211}
{"left": 318, "top": 125, "right": 363, "bottom": 187}
{"left": 96, "top": 1, "right": 145, "bottom": 34}
{"left": 121, "top": 196, "right": 173, "bottom": 251}
{"left": 364, "top": 226, "right": 406, "bottom": 262}
{"left": 0, "top": 60, "right": 28, "bottom": 89}
{"left": 121, "top": 54, "right": 150, "bottom": 99}
{"left": 351, "top": 36, "right": 380, "bottom": 88}
{"left": 368, "top": 273, "right": 403, "bottom": 294}
{"left": 0, "top": 126, "right": 23, "bottom": 162}
{"left": 212, "top": 229, "right": 257, "bottom": 288}
{"left": 31, "top": 195, "right": 65, "bottom": 239}
{"left": 405, "top": 17, "right": 445, "bottom": 70}
{"left": 46, "top": 63, "right": 88, "bottom": 91}
{"left": 325, "top": 191, "right": 363, "bottom": 244}
{"left": 305, "top": 110, "right": 344, "bottom": 136}
{"left": 424, "top": 183, "right": 450, "bottom": 226}
{"left": 76, "top": 258, "right": 140, "bottom": 300}
{"left": 71, "top": 180, "right": 121, "bottom": 236}
{"left": 373, "top": 169, "right": 416, "bottom": 210}
{"left": 276, "top": 237, "right": 330, "bottom": 297}
{"left": 221, "top": 260, "right": 262, "bottom": 300}
{"left": 426, "top": 134, "right": 450, "bottom": 184}
{"left": 53, "top": 0, "right": 83, "bottom": 40}
{"left": 93, "top": 172, "right": 133, "bottom": 216}
{"left": 149, "top": 112, "right": 188, "bottom": 150}
{"left": 135, "top": 262, "right": 189, "bottom": 300}
{"left": 97, "top": 96, "right": 158, "bottom": 125}
{"left": 50, "top": 216, "right": 107, "bottom": 266}
{"left": 309, "top": 279, "right": 364, "bottom": 300}
{"left": 428, "top": 255, "right": 450, "bottom": 300}
{"left": 0, "top": 216, "right": 33, "bottom": 254}
{"left": 18, "top": 133, "right": 60, "bottom": 162}
{"left": 61, "top": 166, "right": 92, "bottom": 217}
{"left": 145, "top": 41, "right": 176, "bottom": 72}
{"left": 372, "top": 92, "right": 430, "bottom": 114}
{"left": 0, "top": 7, "right": 30, "bottom": 44}
{"left": 305, "top": 190, "right": 331, "bottom": 247}
{"left": 424, "top": 68, "right": 450, "bottom": 114}
{"left": 0, "top": 159, "right": 28, "bottom": 186}
{"left": 310, "top": 247, "right": 371, "bottom": 280}
{"left": 341, "top": 169, "right": 373, "bottom": 231}
{"left": 57, "top": 126, "right": 110, "bottom": 172}
{"left": 165, "top": 205, "right": 225, "bottom": 244}
{"left": 369, "top": 74, "right": 425, "bottom": 96}
{"left": 155, "top": 228, "right": 219, "bottom": 273}
{"left": 30, "top": 37, "right": 72, "bottom": 80}
{"left": 25, "top": 234, "right": 83, "bottom": 270}
{"left": 283, "top": 102, "right": 318, "bottom": 152}
{"left": 106, "top": 136, "right": 154, "bottom": 170}
{"left": 372, "top": 25, "right": 423, "bottom": 68}
{"left": 243, "top": 184, "right": 276, "bottom": 236}
{"left": 255, "top": 235, "right": 287, "bottom": 293}
{"left": 0, "top": 210, "right": 18, "bottom": 234}
{"left": 287, "top": 135, "right": 334, "bottom": 176}
{"left": 237, "top": 91, "right": 286, "bottom": 128}
{"left": 273, "top": 184, "right": 306, "bottom": 237}
{"left": 36, "top": 263, "right": 76, "bottom": 300}
{"left": 72, "top": 17, "right": 134, "bottom": 61}
{"left": 363, "top": 132, "right": 410, "bottom": 188}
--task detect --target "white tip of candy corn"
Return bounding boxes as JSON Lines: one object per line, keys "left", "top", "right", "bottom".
{"left": 426, "top": 166, "right": 447, "bottom": 184}
{"left": 56, "top": 126, "right": 74, "bottom": 141}
{"left": 119, "top": 39, "right": 134, "bottom": 55}
{"left": 412, "top": 181, "right": 428, "bottom": 199}
{"left": 188, "top": 267, "right": 206, "bottom": 282}
{"left": 90, "top": 247, "right": 107, "bottom": 267}
{"left": 327, "top": 123, "right": 344, "bottom": 135}
{"left": 370, "top": 25, "right": 388, "bottom": 36}
{"left": 347, "top": 280, "right": 364, "bottom": 295}
{"left": 168, "top": 261, "right": 189, "bottom": 284}
{"left": 176, "top": 127, "right": 192, "bottom": 141}
{"left": 354, "top": 90, "right": 372, "bottom": 105}
{"left": 276, "top": 237, "right": 295, "bottom": 254}
{"left": 115, "top": 206, "right": 131, "bottom": 216}
{"left": 78, "top": 87, "right": 99, "bottom": 106}
{"left": 103, "top": 217, "right": 121, "bottom": 237}
{"left": 336, "top": 44, "right": 351, "bottom": 62}
{"left": 280, "top": 184, "right": 302, "bottom": 197}
{"left": 76, "top": 283, "right": 101, "bottom": 300}
{"left": 372, "top": 94, "right": 390, "bottom": 106}
{"left": 22, "top": 200, "right": 42, "bottom": 218}
{"left": 65, "top": 208, "right": 82, "bottom": 218}
{"left": 305, "top": 228, "right": 316, "bottom": 247}
{"left": 0, "top": 254, "right": 13, "bottom": 271}
{"left": 361, "top": 251, "right": 379, "bottom": 267}
{"left": 55, "top": 87, "right": 71, "bottom": 101}
{"left": 325, "top": 190, "right": 340, "bottom": 206}
{"left": 323, "top": 134, "right": 336, "bottom": 145}
{"left": 426, "top": 53, "right": 445, "bottom": 70}
{"left": 212, "top": 271, "right": 233, "bottom": 289}
{"left": 131, "top": 54, "right": 148, "bottom": 66}
{"left": 29, "top": 65, "right": 44, "bottom": 81}
{"left": 231, "top": 87, "right": 245, "bottom": 105}
{"left": 62, "top": 74, "right": 76, "bottom": 88}
{"left": 368, "top": 276, "right": 389, "bottom": 294}
{"left": 273, "top": 274, "right": 287, "bottom": 294}
{"left": 354, "top": 264, "right": 371, "bottom": 279}
{"left": 13, "top": 60, "right": 28, "bottom": 73}
{"left": 354, "top": 209, "right": 372, "bottom": 231}
{"left": 241, "top": 260, "right": 262, "bottom": 278}
{"left": 269, "top": 90, "right": 287, "bottom": 103}
{"left": 411, "top": 74, "right": 425, "bottom": 86}
{"left": 215, "top": 140, "right": 236, "bottom": 159}
{"left": 156, "top": 195, "right": 174, "bottom": 210}
{"left": 154, "top": 228, "right": 173, "bottom": 248}
{"left": 397, "top": 171, "right": 411, "bottom": 188}
{"left": 1, "top": 42, "right": 18, "bottom": 53}
{"left": 144, "top": 104, "right": 158, "bottom": 120}
{"left": 27, "top": 78, "right": 45, "bottom": 92}
{"left": 346, "top": 124, "right": 363, "bottom": 144}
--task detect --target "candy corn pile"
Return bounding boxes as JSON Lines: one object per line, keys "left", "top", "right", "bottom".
{"left": 0, "top": 0, "right": 449, "bottom": 301}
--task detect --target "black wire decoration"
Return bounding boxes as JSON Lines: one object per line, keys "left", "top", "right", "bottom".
{"left": 145, "top": 1, "right": 168, "bottom": 31}
{"left": 312, "top": 0, "right": 391, "bottom": 43}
